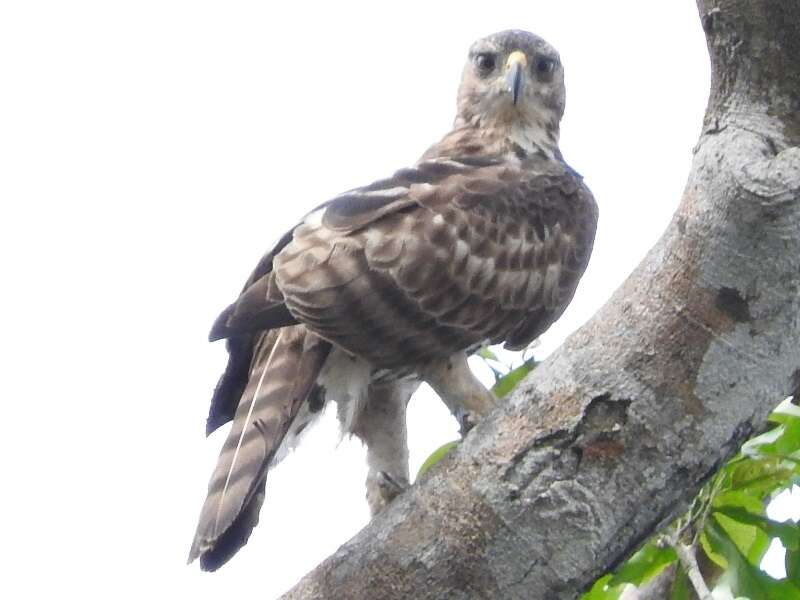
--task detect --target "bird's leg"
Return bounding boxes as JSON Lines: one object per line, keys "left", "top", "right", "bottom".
{"left": 422, "top": 352, "right": 498, "bottom": 435}
{"left": 351, "top": 381, "right": 418, "bottom": 515}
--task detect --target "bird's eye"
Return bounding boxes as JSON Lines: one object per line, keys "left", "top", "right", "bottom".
{"left": 535, "top": 57, "right": 556, "bottom": 77}
{"left": 473, "top": 52, "right": 496, "bottom": 75}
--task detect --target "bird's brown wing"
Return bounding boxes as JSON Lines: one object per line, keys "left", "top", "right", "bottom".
{"left": 205, "top": 159, "right": 491, "bottom": 343}
{"left": 273, "top": 154, "right": 597, "bottom": 368}
{"left": 208, "top": 229, "right": 297, "bottom": 343}
{"left": 204, "top": 157, "right": 509, "bottom": 432}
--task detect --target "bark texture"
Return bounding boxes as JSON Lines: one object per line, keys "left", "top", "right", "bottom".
{"left": 283, "top": 2, "right": 800, "bottom": 598}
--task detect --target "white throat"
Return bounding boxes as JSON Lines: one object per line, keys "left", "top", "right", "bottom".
{"left": 506, "top": 121, "right": 559, "bottom": 160}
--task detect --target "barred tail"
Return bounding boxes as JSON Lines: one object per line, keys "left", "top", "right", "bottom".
{"left": 189, "top": 325, "right": 330, "bottom": 570}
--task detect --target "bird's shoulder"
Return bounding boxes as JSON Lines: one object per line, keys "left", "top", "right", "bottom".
{"left": 213, "top": 146, "right": 595, "bottom": 338}
{"left": 245, "top": 150, "right": 592, "bottom": 280}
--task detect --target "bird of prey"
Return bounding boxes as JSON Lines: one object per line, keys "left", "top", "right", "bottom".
{"left": 189, "top": 29, "right": 598, "bottom": 570}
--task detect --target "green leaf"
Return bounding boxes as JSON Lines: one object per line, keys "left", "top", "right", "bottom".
{"left": 701, "top": 528, "right": 728, "bottom": 569}
{"left": 742, "top": 425, "right": 786, "bottom": 457}
{"left": 771, "top": 398, "right": 800, "bottom": 421}
{"left": 713, "top": 490, "right": 765, "bottom": 512}
{"left": 743, "top": 407, "right": 800, "bottom": 459}
{"left": 580, "top": 575, "right": 625, "bottom": 600}
{"left": 714, "top": 506, "right": 800, "bottom": 551}
{"left": 491, "top": 359, "right": 536, "bottom": 398}
{"left": 416, "top": 440, "right": 460, "bottom": 479}
{"left": 710, "top": 491, "right": 770, "bottom": 564}
{"left": 608, "top": 542, "right": 677, "bottom": 588}
{"left": 787, "top": 548, "right": 800, "bottom": 581}
{"left": 758, "top": 575, "right": 800, "bottom": 599}
{"left": 767, "top": 420, "right": 800, "bottom": 457}
{"left": 706, "top": 517, "right": 800, "bottom": 599}
{"left": 476, "top": 346, "right": 499, "bottom": 362}
{"left": 714, "top": 510, "right": 771, "bottom": 566}
{"left": 728, "top": 456, "right": 795, "bottom": 500}
{"left": 705, "top": 518, "right": 769, "bottom": 598}
{"left": 669, "top": 565, "right": 691, "bottom": 600}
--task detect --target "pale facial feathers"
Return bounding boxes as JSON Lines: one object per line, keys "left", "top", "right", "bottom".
{"left": 455, "top": 29, "right": 565, "bottom": 159}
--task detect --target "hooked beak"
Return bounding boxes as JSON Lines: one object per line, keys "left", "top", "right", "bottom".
{"left": 505, "top": 50, "right": 527, "bottom": 105}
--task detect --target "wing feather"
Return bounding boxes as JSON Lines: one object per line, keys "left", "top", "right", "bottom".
{"left": 270, "top": 154, "right": 597, "bottom": 367}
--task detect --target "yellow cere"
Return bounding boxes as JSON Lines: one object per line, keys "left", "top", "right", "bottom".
{"left": 505, "top": 50, "right": 528, "bottom": 70}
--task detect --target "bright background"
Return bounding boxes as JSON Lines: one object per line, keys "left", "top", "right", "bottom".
{"left": 1, "top": 1, "right": 795, "bottom": 598}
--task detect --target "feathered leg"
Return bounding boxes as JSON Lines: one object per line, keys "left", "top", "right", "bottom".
{"left": 351, "top": 380, "right": 419, "bottom": 514}
{"left": 423, "top": 352, "right": 497, "bottom": 432}
{"left": 189, "top": 325, "right": 330, "bottom": 570}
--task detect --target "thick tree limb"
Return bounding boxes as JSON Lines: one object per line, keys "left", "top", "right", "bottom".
{"left": 283, "top": 2, "right": 800, "bottom": 598}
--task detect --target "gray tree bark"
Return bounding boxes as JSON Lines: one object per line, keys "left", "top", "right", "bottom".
{"left": 283, "top": 1, "right": 800, "bottom": 598}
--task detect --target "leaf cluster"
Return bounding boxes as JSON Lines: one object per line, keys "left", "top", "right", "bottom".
{"left": 583, "top": 399, "right": 800, "bottom": 599}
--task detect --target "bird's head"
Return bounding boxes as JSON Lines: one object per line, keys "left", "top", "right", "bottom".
{"left": 455, "top": 30, "right": 565, "bottom": 157}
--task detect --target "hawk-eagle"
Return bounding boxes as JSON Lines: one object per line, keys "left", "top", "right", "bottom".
{"left": 189, "top": 29, "right": 598, "bottom": 570}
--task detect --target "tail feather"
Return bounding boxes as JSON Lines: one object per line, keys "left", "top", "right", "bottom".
{"left": 198, "top": 479, "right": 266, "bottom": 571}
{"left": 205, "top": 333, "right": 256, "bottom": 436}
{"left": 189, "top": 325, "right": 330, "bottom": 569}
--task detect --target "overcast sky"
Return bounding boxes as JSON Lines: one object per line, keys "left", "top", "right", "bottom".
{"left": 1, "top": 1, "right": 796, "bottom": 599}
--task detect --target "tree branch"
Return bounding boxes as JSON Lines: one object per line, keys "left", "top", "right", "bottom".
{"left": 283, "top": 1, "right": 800, "bottom": 598}
{"left": 673, "top": 542, "right": 711, "bottom": 600}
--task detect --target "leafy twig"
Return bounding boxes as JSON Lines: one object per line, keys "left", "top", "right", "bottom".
{"left": 670, "top": 539, "right": 712, "bottom": 600}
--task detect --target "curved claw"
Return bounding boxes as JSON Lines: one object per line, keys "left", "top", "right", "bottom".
{"left": 375, "top": 471, "right": 408, "bottom": 510}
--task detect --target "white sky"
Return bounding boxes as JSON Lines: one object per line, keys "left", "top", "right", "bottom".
{"left": 1, "top": 1, "right": 796, "bottom": 598}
